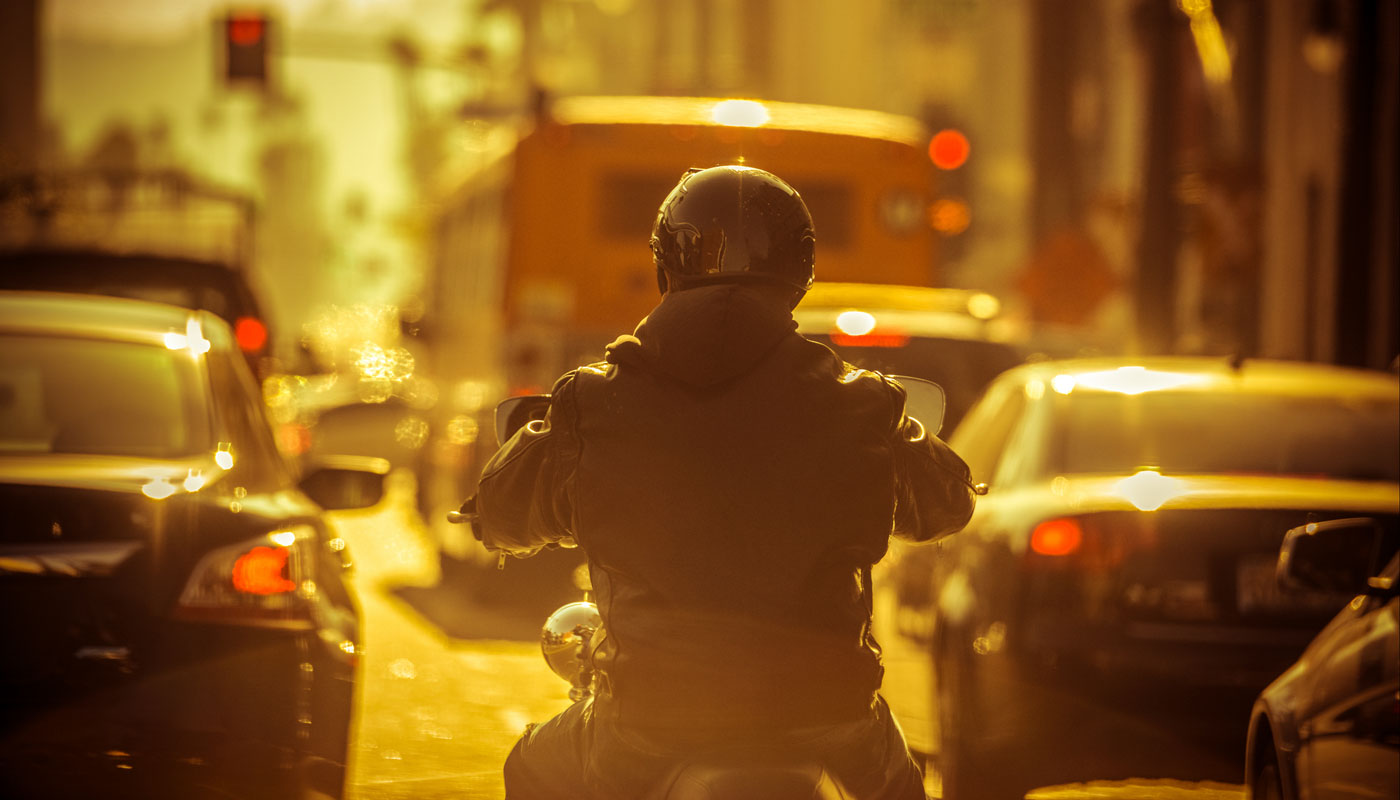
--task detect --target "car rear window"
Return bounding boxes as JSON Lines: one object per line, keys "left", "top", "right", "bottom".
{"left": 0, "top": 252, "right": 253, "bottom": 322}
{"left": 806, "top": 334, "right": 1023, "bottom": 431}
{"left": 1048, "top": 391, "right": 1400, "bottom": 481}
{"left": 0, "top": 335, "right": 212, "bottom": 458}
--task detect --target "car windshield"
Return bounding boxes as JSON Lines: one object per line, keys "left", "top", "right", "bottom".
{"left": 1047, "top": 390, "right": 1400, "bottom": 481}
{"left": 0, "top": 334, "right": 212, "bottom": 458}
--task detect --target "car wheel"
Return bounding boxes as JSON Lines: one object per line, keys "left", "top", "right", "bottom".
{"left": 1250, "top": 748, "right": 1285, "bottom": 800}
{"left": 935, "top": 642, "right": 1021, "bottom": 800}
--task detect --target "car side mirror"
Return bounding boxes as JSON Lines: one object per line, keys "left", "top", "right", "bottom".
{"left": 1277, "top": 517, "right": 1394, "bottom": 596}
{"left": 892, "top": 375, "right": 947, "bottom": 436}
{"left": 494, "top": 394, "right": 551, "bottom": 446}
{"left": 299, "top": 455, "right": 391, "bottom": 511}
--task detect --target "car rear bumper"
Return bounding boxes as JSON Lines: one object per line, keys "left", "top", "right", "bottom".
{"left": 953, "top": 641, "right": 1256, "bottom": 787}
{"left": 0, "top": 623, "right": 354, "bottom": 799}
{"left": 1021, "top": 616, "right": 1319, "bottom": 690}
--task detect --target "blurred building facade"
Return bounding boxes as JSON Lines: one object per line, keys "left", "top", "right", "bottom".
{"left": 1258, "top": 0, "right": 1397, "bottom": 370}
{"left": 1113, "top": 0, "right": 1397, "bottom": 369}
{"left": 0, "top": 1, "right": 41, "bottom": 177}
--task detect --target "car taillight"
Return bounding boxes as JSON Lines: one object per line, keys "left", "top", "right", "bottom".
{"left": 234, "top": 316, "right": 268, "bottom": 353}
{"left": 1024, "top": 513, "right": 1158, "bottom": 572}
{"left": 829, "top": 331, "right": 911, "bottom": 348}
{"left": 232, "top": 545, "right": 296, "bottom": 594}
{"left": 175, "top": 526, "right": 315, "bottom": 628}
{"left": 1031, "top": 517, "right": 1083, "bottom": 556}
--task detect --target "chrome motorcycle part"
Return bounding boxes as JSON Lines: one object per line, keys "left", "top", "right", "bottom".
{"left": 540, "top": 601, "right": 602, "bottom": 701}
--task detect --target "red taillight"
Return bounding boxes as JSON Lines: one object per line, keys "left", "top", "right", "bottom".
{"left": 231, "top": 545, "right": 295, "bottom": 595}
{"left": 1031, "top": 518, "right": 1083, "bottom": 557}
{"left": 830, "top": 332, "right": 911, "bottom": 348}
{"left": 176, "top": 530, "right": 312, "bottom": 628}
{"left": 235, "top": 316, "right": 268, "bottom": 352}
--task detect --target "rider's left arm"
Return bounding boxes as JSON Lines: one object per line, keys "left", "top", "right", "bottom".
{"left": 473, "top": 373, "right": 580, "bottom": 557}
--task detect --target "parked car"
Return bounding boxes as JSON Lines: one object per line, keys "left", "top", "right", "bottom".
{"left": 0, "top": 291, "right": 380, "bottom": 799}
{"left": 794, "top": 282, "right": 1024, "bottom": 432}
{"left": 1245, "top": 517, "right": 1399, "bottom": 800}
{"left": 883, "top": 356, "right": 1399, "bottom": 799}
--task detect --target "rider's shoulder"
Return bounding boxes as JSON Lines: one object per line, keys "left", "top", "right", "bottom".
{"left": 548, "top": 362, "right": 614, "bottom": 402}
{"left": 836, "top": 361, "right": 902, "bottom": 395}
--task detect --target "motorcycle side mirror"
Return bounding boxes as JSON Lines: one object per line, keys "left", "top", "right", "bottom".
{"left": 298, "top": 455, "right": 391, "bottom": 511}
{"left": 891, "top": 375, "right": 946, "bottom": 437}
{"left": 493, "top": 394, "right": 552, "bottom": 446}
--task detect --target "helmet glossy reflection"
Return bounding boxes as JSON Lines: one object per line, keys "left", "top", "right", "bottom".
{"left": 650, "top": 165, "right": 816, "bottom": 296}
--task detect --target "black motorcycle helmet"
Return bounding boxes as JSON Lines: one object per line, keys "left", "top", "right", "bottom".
{"left": 650, "top": 165, "right": 816, "bottom": 305}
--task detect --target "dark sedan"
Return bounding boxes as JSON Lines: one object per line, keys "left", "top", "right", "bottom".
{"left": 883, "top": 357, "right": 1399, "bottom": 799}
{"left": 0, "top": 292, "right": 374, "bottom": 799}
{"left": 1246, "top": 518, "right": 1399, "bottom": 800}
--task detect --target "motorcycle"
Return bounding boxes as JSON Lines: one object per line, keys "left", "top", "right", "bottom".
{"left": 451, "top": 376, "right": 953, "bottom": 800}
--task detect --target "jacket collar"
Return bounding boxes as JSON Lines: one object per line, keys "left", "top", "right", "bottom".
{"left": 604, "top": 284, "right": 797, "bottom": 387}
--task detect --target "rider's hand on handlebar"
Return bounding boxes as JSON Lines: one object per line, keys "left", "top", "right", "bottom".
{"left": 447, "top": 496, "right": 485, "bottom": 542}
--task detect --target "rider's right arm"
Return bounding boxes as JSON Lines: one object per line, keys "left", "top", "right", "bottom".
{"left": 886, "top": 379, "right": 976, "bottom": 544}
{"left": 474, "top": 372, "right": 580, "bottom": 557}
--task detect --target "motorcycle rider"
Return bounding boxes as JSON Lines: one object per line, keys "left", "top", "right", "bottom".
{"left": 466, "top": 165, "right": 976, "bottom": 799}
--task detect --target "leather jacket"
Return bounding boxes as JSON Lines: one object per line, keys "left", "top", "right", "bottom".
{"left": 474, "top": 283, "right": 975, "bottom": 736}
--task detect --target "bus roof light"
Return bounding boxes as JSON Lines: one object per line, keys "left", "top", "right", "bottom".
{"left": 711, "top": 100, "right": 770, "bottom": 127}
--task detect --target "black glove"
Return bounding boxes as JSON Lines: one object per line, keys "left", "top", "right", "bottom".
{"left": 448, "top": 496, "right": 485, "bottom": 542}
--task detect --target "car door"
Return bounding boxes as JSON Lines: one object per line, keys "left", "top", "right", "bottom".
{"left": 1297, "top": 556, "right": 1400, "bottom": 800}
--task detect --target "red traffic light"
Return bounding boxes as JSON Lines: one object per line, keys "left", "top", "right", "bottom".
{"left": 222, "top": 12, "right": 270, "bottom": 87}
{"left": 929, "top": 129, "right": 970, "bottom": 170}
{"left": 228, "top": 15, "right": 265, "bottom": 47}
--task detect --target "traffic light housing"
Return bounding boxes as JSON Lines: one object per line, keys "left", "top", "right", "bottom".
{"left": 921, "top": 104, "right": 973, "bottom": 266}
{"left": 222, "top": 12, "right": 270, "bottom": 88}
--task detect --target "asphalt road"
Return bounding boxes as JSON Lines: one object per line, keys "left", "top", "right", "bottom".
{"left": 332, "top": 496, "right": 563, "bottom": 800}
{"left": 333, "top": 495, "right": 1247, "bottom": 800}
